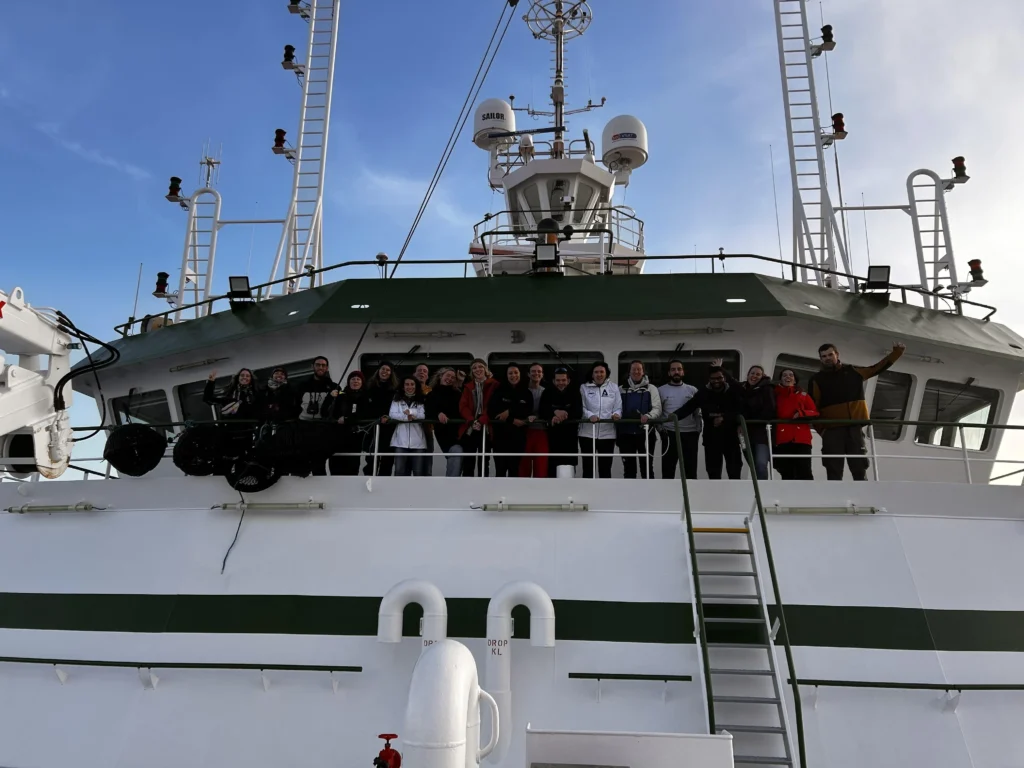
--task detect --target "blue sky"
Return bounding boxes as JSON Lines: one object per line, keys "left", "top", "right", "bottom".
{"left": 3, "top": 0, "right": 1024, "bottom": 465}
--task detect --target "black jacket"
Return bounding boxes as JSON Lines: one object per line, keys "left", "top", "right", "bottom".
{"left": 487, "top": 381, "right": 531, "bottom": 447}
{"left": 540, "top": 385, "right": 583, "bottom": 448}
{"left": 425, "top": 385, "right": 463, "bottom": 452}
{"left": 296, "top": 375, "right": 336, "bottom": 422}
{"left": 738, "top": 378, "right": 776, "bottom": 445}
{"left": 203, "top": 380, "right": 263, "bottom": 422}
{"left": 673, "top": 383, "right": 742, "bottom": 442}
{"left": 366, "top": 383, "right": 397, "bottom": 420}
{"left": 264, "top": 382, "right": 298, "bottom": 421}
{"left": 321, "top": 387, "right": 371, "bottom": 433}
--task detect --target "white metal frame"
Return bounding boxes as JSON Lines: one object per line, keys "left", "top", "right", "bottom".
{"left": 268, "top": 0, "right": 341, "bottom": 295}
{"left": 774, "top": 0, "right": 850, "bottom": 285}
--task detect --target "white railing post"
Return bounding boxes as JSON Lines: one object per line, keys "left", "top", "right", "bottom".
{"left": 958, "top": 425, "right": 973, "bottom": 484}
{"left": 481, "top": 425, "right": 487, "bottom": 478}
{"left": 591, "top": 423, "right": 598, "bottom": 480}
{"left": 868, "top": 425, "right": 880, "bottom": 481}
{"left": 767, "top": 424, "right": 774, "bottom": 480}
{"left": 372, "top": 424, "right": 380, "bottom": 477}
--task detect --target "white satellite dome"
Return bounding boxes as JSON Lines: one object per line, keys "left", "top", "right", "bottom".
{"left": 473, "top": 98, "right": 516, "bottom": 150}
{"left": 601, "top": 115, "right": 649, "bottom": 170}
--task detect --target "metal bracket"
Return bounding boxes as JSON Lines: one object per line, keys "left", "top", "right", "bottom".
{"left": 943, "top": 690, "right": 961, "bottom": 713}
{"left": 770, "top": 617, "right": 781, "bottom": 642}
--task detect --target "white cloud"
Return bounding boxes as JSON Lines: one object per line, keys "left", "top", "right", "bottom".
{"left": 351, "top": 167, "right": 477, "bottom": 231}
{"left": 36, "top": 122, "right": 151, "bottom": 181}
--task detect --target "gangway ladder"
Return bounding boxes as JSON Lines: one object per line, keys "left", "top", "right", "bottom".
{"left": 270, "top": 0, "right": 341, "bottom": 295}
{"left": 773, "top": 0, "right": 850, "bottom": 286}
{"left": 176, "top": 187, "right": 223, "bottom": 321}
{"left": 692, "top": 524, "right": 797, "bottom": 766}
{"left": 908, "top": 169, "right": 959, "bottom": 310}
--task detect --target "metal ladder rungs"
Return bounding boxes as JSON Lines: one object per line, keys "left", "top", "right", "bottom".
{"left": 693, "top": 527, "right": 749, "bottom": 534}
{"left": 697, "top": 570, "right": 756, "bottom": 577}
{"left": 702, "top": 593, "right": 759, "bottom": 600}
{"left": 717, "top": 724, "right": 786, "bottom": 734}
{"left": 694, "top": 548, "right": 752, "bottom": 554}
{"left": 713, "top": 695, "right": 781, "bottom": 704}
{"left": 707, "top": 642, "right": 769, "bottom": 649}
{"left": 709, "top": 668, "right": 773, "bottom": 676}
{"left": 733, "top": 756, "right": 793, "bottom": 766}
{"left": 703, "top": 617, "right": 765, "bottom": 624}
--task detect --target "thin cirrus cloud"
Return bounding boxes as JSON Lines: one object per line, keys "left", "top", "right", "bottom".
{"left": 352, "top": 167, "right": 477, "bottom": 231}
{"left": 35, "top": 122, "right": 151, "bottom": 182}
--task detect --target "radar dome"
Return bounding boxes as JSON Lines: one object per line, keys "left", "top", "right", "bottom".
{"left": 473, "top": 98, "right": 516, "bottom": 150}
{"left": 601, "top": 115, "right": 648, "bottom": 170}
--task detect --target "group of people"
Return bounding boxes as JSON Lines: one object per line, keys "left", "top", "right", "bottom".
{"left": 201, "top": 340, "right": 906, "bottom": 481}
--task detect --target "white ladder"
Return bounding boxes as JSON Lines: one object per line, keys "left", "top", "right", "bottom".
{"left": 773, "top": 0, "right": 849, "bottom": 285}
{"left": 270, "top": 0, "right": 341, "bottom": 295}
{"left": 908, "top": 169, "right": 958, "bottom": 309}
{"left": 176, "top": 188, "right": 222, "bottom": 320}
{"left": 692, "top": 523, "right": 797, "bottom": 766}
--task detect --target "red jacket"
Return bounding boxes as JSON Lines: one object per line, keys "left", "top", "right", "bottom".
{"left": 458, "top": 377, "right": 500, "bottom": 438}
{"left": 774, "top": 385, "right": 819, "bottom": 446}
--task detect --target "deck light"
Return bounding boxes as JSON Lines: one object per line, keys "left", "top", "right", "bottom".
{"left": 864, "top": 265, "right": 891, "bottom": 291}
{"left": 228, "top": 275, "right": 254, "bottom": 309}
{"left": 726, "top": 298, "right": 746, "bottom": 303}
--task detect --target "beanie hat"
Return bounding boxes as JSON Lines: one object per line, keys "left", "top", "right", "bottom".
{"left": 347, "top": 370, "right": 365, "bottom": 384}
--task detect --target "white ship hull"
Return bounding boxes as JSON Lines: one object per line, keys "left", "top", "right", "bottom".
{"left": 0, "top": 476, "right": 1021, "bottom": 768}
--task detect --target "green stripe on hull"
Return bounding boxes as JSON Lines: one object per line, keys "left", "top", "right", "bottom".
{"left": 0, "top": 594, "right": 1022, "bottom": 652}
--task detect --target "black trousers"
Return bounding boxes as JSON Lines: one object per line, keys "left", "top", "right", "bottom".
{"left": 661, "top": 430, "right": 700, "bottom": 480}
{"left": 548, "top": 433, "right": 578, "bottom": 477}
{"left": 617, "top": 430, "right": 657, "bottom": 479}
{"left": 821, "top": 426, "right": 868, "bottom": 481}
{"left": 773, "top": 442, "right": 813, "bottom": 480}
{"left": 579, "top": 437, "right": 615, "bottom": 478}
{"left": 704, "top": 431, "right": 742, "bottom": 480}
{"left": 493, "top": 432, "right": 525, "bottom": 478}
{"left": 460, "top": 430, "right": 490, "bottom": 477}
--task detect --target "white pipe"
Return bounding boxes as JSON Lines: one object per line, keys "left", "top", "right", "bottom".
{"left": 485, "top": 581, "right": 555, "bottom": 764}
{"left": 403, "top": 639, "right": 499, "bottom": 768}
{"left": 378, "top": 579, "right": 448, "bottom": 650}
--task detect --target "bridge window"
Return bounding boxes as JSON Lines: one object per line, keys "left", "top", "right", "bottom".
{"left": 869, "top": 371, "right": 913, "bottom": 441}
{"left": 176, "top": 358, "right": 317, "bottom": 423}
{"left": 772, "top": 354, "right": 819, "bottom": 387}
{"left": 111, "top": 389, "right": 173, "bottom": 440}
{"left": 914, "top": 378, "right": 999, "bottom": 451}
{"left": 489, "top": 351, "right": 603, "bottom": 384}
{"left": 621, "top": 350, "right": 741, "bottom": 388}
{"left": 361, "top": 354, "right": 476, "bottom": 385}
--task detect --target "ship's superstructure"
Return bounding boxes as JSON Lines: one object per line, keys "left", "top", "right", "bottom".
{"left": 1, "top": 2, "right": 1023, "bottom": 768}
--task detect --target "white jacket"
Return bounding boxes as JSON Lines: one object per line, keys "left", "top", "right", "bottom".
{"left": 389, "top": 400, "right": 427, "bottom": 449}
{"left": 578, "top": 380, "right": 622, "bottom": 440}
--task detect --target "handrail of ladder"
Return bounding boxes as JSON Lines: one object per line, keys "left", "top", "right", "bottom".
{"left": 670, "top": 414, "right": 716, "bottom": 735}
{"left": 738, "top": 415, "right": 808, "bottom": 768}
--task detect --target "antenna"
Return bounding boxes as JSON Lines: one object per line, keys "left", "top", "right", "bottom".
{"left": 521, "top": 1, "right": 601, "bottom": 158}
{"left": 198, "top": 139, "right": 222, "bottom": 188}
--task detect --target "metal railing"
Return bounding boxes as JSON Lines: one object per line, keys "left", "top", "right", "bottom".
{"left": 748, "top": 417, "right": 1024, "bottom": 485}
{"left": 737, "top": 416, "right": 808, "bottom": 768}
{"left": 6, "top": 415, "right": 1024, "bottom": 485}
{"left": 114, "top": 248, "right": 997, "bottom": 336}
{"left": 472, "top": 206, "right": 645, "bottom": 254}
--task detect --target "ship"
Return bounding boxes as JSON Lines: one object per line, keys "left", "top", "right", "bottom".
{"left": 1, "top": 2, "right": 1022, "bottom": 767}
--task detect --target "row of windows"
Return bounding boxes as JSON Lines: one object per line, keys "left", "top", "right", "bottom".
{"left": 110, "top": 350, "right": 1001, "bottom": 451}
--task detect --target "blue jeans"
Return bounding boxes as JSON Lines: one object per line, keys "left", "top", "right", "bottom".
{"left": 444, "top": 445, "right": 463, "bottom": 478}
{"left": 752, "top": 443, "right": 771, "bottom": 480}
{"left": 394, "top": 447, "right": 428, "bottom": 476}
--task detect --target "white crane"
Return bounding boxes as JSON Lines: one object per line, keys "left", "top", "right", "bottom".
{"left": 0, "top": 287, "right": 75, "bottom": 479}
